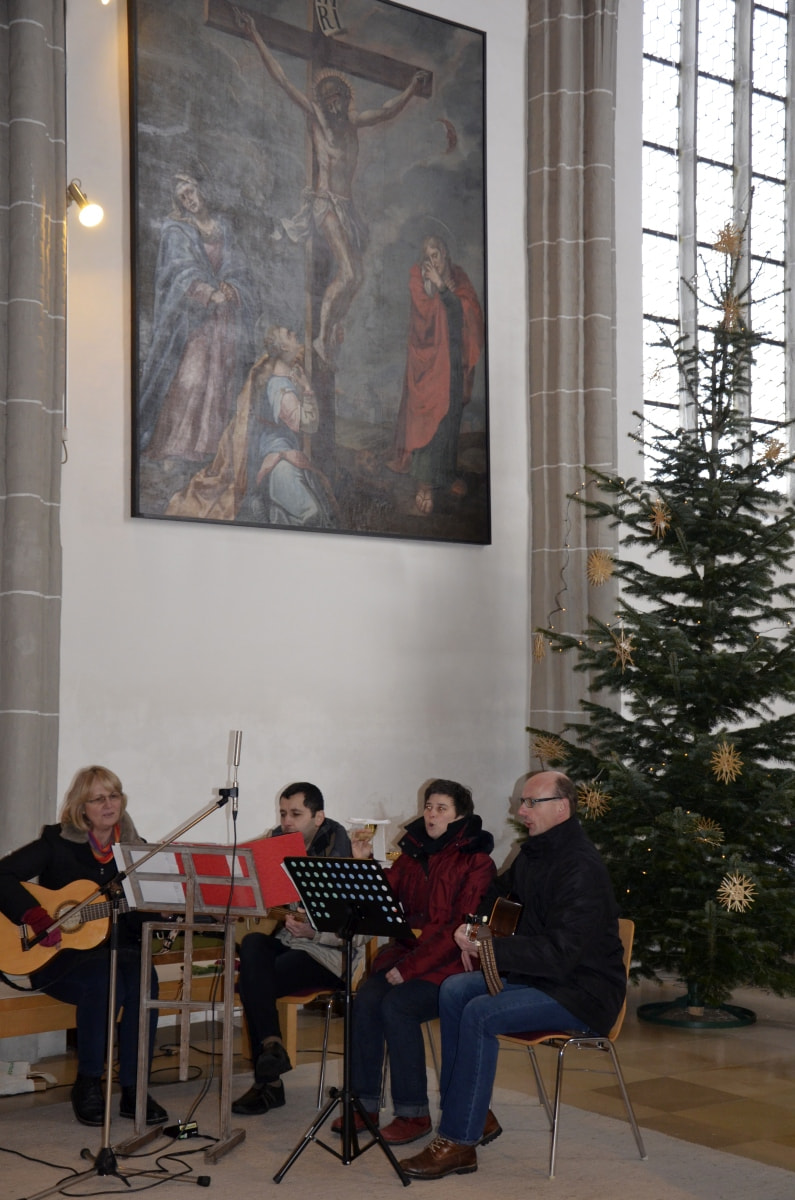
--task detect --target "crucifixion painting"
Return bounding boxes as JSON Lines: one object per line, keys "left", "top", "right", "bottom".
{"left": 130, "top": 0, "right": 489, "bottom": 544}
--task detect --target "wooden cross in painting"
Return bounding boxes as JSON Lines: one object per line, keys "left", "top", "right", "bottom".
{"left": 205, "top": 0, "right": 432, "bottom": 474}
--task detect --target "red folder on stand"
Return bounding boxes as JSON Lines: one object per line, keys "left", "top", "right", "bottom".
{"left": 174, "top": 832, "right": 305, "bottom": 912}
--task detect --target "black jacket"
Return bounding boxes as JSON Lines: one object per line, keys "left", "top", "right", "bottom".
{"left": 482, "top": 816, "right": 626, "bottom": 1036}
{"left": 0, "top": 817, "right": 150, "bottom": 950}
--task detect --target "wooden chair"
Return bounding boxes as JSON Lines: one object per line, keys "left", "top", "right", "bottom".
{"left": 498, "top": 918, "right": 647, "bottom": 1178}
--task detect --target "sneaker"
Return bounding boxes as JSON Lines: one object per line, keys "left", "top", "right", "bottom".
{"left": 71, "top": 1075, "right": 104, "bottom": 1126}
{"left": 232, "top": 1079, "right": 286, "bottom": 1116}
{"left": 254, "top": 1037, "right": 293, "bottom": 1085}
{"left": 119, "top": 1086, "right": 168, "bottom": 1126}
{"left": 380, "top": 1115, "right": 433, "bottom": 1145}
{"left": 330, "top": 1109, "right": 379, "bottom": 1135}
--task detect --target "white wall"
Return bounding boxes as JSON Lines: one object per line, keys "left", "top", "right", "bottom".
{"left": 60, "top": 0, "right": 530, "bottom": 868}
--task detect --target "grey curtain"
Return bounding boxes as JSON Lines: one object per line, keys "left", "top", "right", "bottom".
{"left": 0, "top": 0, "right": 65, "bottom": 853}
{"left": 527, "top": 0, "right": 619, "bottom": 736}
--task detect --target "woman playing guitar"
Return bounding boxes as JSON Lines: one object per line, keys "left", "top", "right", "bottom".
{"left": 0, "top": 765, "right": 167, "bottom": 1128}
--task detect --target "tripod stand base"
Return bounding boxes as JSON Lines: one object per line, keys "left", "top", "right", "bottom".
{"left": 84, "top": 1144, "right": 120, "bottom": 1176}
{"left": 274, "top": 1088, "right": 410, "bottom": 1185}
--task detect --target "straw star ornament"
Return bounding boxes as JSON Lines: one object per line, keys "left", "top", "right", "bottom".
{"left": 649, "top": 499, "right": 672, "bottom": 540}
{"left": 710, "top": 740, "right": 743, "bottom": 784}
{"left": 717, "top": 872, "right": 756, "bottom": 913}
{"left": 532, "top": 735, "right": 568, "bottom": 765}
{"left": 586, "top": 549, "right": 614, "bottom": 587}
{"left": 577, "top": 781, "right": 611, "bottom": 819}
{"left": 612, "top": 627, "right": 635, "bottom": 672}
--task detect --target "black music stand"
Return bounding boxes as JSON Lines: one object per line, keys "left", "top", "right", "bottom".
{"left": 273, "top": 856, "right": 414, "bottom": 1187}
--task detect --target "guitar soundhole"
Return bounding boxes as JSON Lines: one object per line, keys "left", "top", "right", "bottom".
{"left": 57, "top": 903, "right": 84, "bottom": 934}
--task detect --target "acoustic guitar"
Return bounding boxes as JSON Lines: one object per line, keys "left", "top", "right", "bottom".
{"left": 0, "top": 880, "right": 130, "bottom": 975}
{"left": 466, "top": 896, "right": 522, "bottom": 996}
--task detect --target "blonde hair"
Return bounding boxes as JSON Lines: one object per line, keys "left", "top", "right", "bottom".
{"left": 60, "top": 765, "right": 127, "bottom": 832}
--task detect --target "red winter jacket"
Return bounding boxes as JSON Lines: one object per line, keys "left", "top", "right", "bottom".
{"left": 372, "top": 814, "right": 495, "bottom": 985}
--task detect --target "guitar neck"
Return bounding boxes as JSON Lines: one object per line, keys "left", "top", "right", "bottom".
{"left": 78, "top": 897, "right": 131, "bottom": 923}
{"left": 266, "top": 905, "right": 305, "bottom": 923}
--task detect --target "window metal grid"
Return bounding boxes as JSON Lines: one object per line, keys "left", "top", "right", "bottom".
{"left": 642, "top": 0, "right": 793, "bottom": 448}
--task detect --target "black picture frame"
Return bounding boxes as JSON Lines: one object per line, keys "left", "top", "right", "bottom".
{"left": 129, "top": 0, "right": 489, "bottom": 544}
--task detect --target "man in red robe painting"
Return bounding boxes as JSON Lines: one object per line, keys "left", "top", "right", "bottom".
{"left": 388, "top": 236, "right": 484, "bottom": 516}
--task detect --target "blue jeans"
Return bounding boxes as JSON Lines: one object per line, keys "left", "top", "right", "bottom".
{"left": 350, "top": 970, "right": 440, "bottom": 1116}
{"left": 438, "top": 972, "right": 593, "bottom": 1145}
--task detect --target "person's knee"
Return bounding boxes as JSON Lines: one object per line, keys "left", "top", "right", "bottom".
{"left": 439, "top": 973, "right": 471, "bottom": 1010}
{"left": 353, "top": 975, "right": 386, "bottom": 1016}
{"left": 239, "top": 931, "right": 274, "bottom": 967}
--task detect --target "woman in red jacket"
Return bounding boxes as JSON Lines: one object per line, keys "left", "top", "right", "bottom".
{"left": 334, "top": 779, "right": 495, "bottom": 1145}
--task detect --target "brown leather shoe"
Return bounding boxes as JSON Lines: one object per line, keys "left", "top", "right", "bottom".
{"left": 480, "top": 1108, "right": 502, "bottom": 1146}
{"left": 380, "top": 1114, "right": 432, "bottom": 1144}
{"left": 400, "top": 1135, "right": 477, "bottom": 1179}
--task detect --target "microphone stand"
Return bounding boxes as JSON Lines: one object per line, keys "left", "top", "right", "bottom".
{"left": 25, "top": 791, "right": 235, "bottom": 1200}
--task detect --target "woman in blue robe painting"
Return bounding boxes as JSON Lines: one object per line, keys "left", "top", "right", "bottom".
{"left": 138, "top": 172, "right": 256, "bottom": 464}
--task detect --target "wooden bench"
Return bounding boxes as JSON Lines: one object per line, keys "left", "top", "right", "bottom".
{"left": 0, "top": 947, "right": 227, "bottom": 1046}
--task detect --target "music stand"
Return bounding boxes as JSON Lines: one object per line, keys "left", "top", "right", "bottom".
{"left": 115, "top": 842, "right": 271, "bottom": 1160}
{"left": 273, "top": 856, "right": 414, "bottom": 1186}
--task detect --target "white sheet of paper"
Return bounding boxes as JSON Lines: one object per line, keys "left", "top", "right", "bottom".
{"left": 112, "top": 845, "right": 186, "bottom": 909}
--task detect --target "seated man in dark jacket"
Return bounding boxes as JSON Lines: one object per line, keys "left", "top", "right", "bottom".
{"left": 233, "top": 782, "right": 356, "bottom": 1116}
{"left": 400, "top": 770, "right": 626, "bottom": 1180}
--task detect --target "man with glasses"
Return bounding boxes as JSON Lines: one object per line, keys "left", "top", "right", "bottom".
{"left": 399, "top": 770, "right": 626, "bottom": 1180}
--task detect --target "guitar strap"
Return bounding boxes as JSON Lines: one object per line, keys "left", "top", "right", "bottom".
{"left": 0, "top": 968, "right": 36, "bottom": 992}
{"left": 474, "top": 924, "right": 504, "bottom": 996}
{"left": 468, "top": 898, "right": 522, "bottom": 996}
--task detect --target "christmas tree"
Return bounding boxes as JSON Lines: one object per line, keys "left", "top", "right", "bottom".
{"left": 529, "top": 226, "right": 795, "bottom": 1015}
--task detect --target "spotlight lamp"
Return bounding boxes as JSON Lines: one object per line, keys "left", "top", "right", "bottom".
{"left": 67, "top": 179, "right": 104, "bottom": 227}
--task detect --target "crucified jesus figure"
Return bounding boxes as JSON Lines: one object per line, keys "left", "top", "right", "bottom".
{"left": 235, "top": 7, "right": 429, "bottom": 364}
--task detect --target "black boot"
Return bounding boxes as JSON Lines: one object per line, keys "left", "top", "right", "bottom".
{"left": 71, "top": 1075, "right": 105, "bottom": 1126}
{"left": 232, "top": 1079, "right": 285, "bottom": 1116}
{"left": 254, "top": 1037, "right": 293, "bottom": 1085}
{"left": 119, "top": 1086, "right": 168, "bottom": 1126}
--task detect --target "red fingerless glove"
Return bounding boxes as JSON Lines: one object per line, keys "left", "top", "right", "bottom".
{"left": 22, "top": 905, "right": 61, "bottom": 947}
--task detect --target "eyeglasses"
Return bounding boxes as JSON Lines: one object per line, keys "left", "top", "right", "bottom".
{"left": 85, "top": 792, "right": 122, "bottom": 805}
{"left": 519, "top": 795, "right": 561, "bottom": 809}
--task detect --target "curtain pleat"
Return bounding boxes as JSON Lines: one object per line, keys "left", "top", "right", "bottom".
{"left": 0, "top": 0, "right": 65, "bottom": 853}
{"left": 527, "top": 0, "right": 619, "bottom": 736}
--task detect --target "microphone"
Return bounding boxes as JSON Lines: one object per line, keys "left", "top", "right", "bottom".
{"left": 232, "top": 729, "right": 242, "bottom": 816}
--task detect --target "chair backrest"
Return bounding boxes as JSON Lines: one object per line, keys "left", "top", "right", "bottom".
{"left": 351, "top": 934, "right": 381, "bottom": 991}
{"left": 606, "top": 918, "right": 634, "bottom": 1041}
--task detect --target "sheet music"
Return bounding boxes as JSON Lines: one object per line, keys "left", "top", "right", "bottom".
{"left": 112, "top": 846, "right": 186, "bottom": 907}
